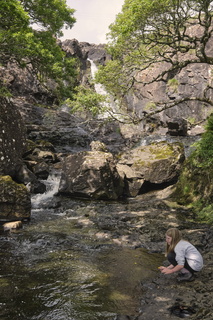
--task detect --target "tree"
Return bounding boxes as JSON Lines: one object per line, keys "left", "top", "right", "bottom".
{"left": 173, "top": 113, "right": 213, "bottom": 222}
{"left": 96, "top": 0, "right": 213, "bottom": 218}
{"left": 0, "top": 0, "right": 78, "bottom": 100}
{"left": 96, "top": 0, "right": 213, "bottom": 122}
{"left": 65, "top": 85, "right": 108, "bottom": 116}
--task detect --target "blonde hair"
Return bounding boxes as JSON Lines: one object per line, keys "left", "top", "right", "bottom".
{"left": 166, "top": 228, "right": 182, "bottom": 254}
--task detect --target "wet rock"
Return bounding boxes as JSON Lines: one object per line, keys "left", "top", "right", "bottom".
{"left": 0, "top": 176, "right": 31, "bottom": 220}
{"left": 32, "top": 162, "right": 49, "bottom": 180}
{"left": 168, "top": 302, "right": 196, "bottom": 318}
{"left": 30, "top": 179, "right": 46, "bottom": 194}
{"left": 90, "top": 140, "right": 108, "bottom": 152}
{"left": 27, "top": 124, "right": 91, "bottom": 153}
{"left": 117, "top": 141, "right": 185, "bottom": 196}
{"left": 14, "top": 163, "right": 46, "bottom": 194}
{"left": 167, "top": 118, "right": 188, "bottom": 136}
{"left": 15, "top": 163, "right": 38, "bottom": 184}
{"left": 59, "top": 151, "right": 124, "bottom": 200}
{"left": 116, "top": 164, "right": 145, "bottom": 197}
{"left": 3, "top": 221, "right": 22, "bottom": 231}
{"left": 30, "top": 149, "right": 58, "bottom": 163}
{"left": 115, "top": 316, "right": 136, "bottom": 320}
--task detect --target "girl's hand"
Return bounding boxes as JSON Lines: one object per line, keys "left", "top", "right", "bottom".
{"left": 158, "top": 266, "right": 165, "bottom": 271}
{"left": 161, "top": 267, "right": 173, "bottom": 274}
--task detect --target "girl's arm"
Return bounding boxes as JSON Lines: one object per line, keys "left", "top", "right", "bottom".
{"left": 158, "top": 264, "right": 174, "bottom": 271}
{"left": 161, "top": 264, "right": 184, "bottom": 274}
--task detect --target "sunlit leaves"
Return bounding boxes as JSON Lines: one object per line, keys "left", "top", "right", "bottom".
{"left": 20, "top": 0, "right": 76, "bottom": 37}
{"left": 97, "top": 0, "right": 213, "bottom": 105}
{"left": 0, "top": 0, "right": 77, "bottom": 100}
{"left": 95, "top": 60, "right": 130, "bottom": 98}
{"left": 0, "top": 0, "right": 29, "bottom": 30}
{"left": 65, "top": 86, "right": 108, "bottom": 116}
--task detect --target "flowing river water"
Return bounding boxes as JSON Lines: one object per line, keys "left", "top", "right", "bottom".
{"left": 0, "top": 173, "right": 164, "bottom": 320}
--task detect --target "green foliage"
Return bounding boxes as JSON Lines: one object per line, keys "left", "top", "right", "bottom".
{"left": 144, "top": 101, "right": 157, "bottom": 111}
{"left": 95, "top": 60, "right": 130, "bottom": 99}
{"left": 96, "top": 0, "right": 213, "bottom": 108}
{"left": 192, "top": 202, "right": 213, "bottom": 223}
{"left": 0, "top": 0, "right": 78, "bottom": 100}
{"left": 174, "top": 113, "right": 213, "bottom": 223}
{"left": 187, "top": 117, "right": 196, "bottom": 125}
{"left": 167, "top": 78, "right": 179, "bottom": 92}
{"left": 205, "top": 112, "right": 213, "bottom": 132}
{"left": 65, "top": 86, "right": 108, "bottom": 117}
{"left": 0, "top": 85, "right": 12, "bottom": 98}
{"left": 21, "top": 0, "right": 75, "bottom": 37}
{"left": 190, "top": 114, "right": 213, "bottom": 169}
{"left": 191, "top": 132, "right": 213, "bottom": 168}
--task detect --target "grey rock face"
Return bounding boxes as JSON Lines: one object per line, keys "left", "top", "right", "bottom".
{"left": 0, "top": 97, "right": 26, "bottom": 177}
{"left": 117, "top": 141, "right": 185, "bottom": 196}
{"left": 59, "top": 151, "right": 124, "bottom": 200}
{"left": 167, "top": 118, "right": 188, "bottom": 136}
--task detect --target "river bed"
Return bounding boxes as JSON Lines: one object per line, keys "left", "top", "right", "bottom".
{"left": 0, "top": 177, "right": 163, "bottom": 320}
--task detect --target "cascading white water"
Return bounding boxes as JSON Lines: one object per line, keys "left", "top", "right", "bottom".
{"left": 89, "top": 59, "right": 108, "bottom": 97}
{"left": 89, "top": 59, "right": 124, "bottom": 120}
{"left": 31, "top": 171, "right": 61, "bottom": 208}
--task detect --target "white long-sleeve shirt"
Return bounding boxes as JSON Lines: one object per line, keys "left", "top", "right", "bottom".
{"left": 174, "top": 240, "right": 203, "bottom": 271}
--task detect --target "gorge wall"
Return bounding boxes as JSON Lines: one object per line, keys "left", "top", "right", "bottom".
{"left": 0, "top": 36, "right": 212, "bottom": 220}
{"left": 61, "top": 38, "right": 213, "bottom": 133}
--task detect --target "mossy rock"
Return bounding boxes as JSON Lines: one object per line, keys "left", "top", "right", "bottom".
{"left": 118, "top": 141, "right": 185, "bottom": 184}
{"left": 0, "top": 176, "right": 31, "bottom": 220}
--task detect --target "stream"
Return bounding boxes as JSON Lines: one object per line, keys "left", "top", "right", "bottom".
{"left": 0, "top": 173, "right": 163, "bottom": 320}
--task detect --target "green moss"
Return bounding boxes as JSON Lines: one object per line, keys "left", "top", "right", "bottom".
{"left": 149, "top": 142, "right": 176, "bottom": 159}
{"left": 187, "top": 117, "right": 196, "bottom": 125}
{"left": 26, "top": 139, "right": 37, "bottom": 150}
{"left": 0, "top": 175, "right": 13, "bottom": 182}
{"left": 167, "top": 78, "right": 179, "bottom": 92}
{"left": 0, "top": 175, "right": 28, "bottom": 192}
{"left": 144, "top": 101, "right": 157, "bottom": 111}
{"left": 0, "top": 277, "right": 10, "bottom": 288}
{"left": 134, "top": 159, "right": 147, "bottom": 166}
{"left": 196, "top": 204, "right": 213, "bottom": 223}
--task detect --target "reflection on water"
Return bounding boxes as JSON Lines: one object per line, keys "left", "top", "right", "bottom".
{"left": 0, "top": 175, "right": 163, "bottom": 320}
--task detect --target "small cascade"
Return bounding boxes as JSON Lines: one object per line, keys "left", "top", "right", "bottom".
{"left": 88, "top": 59, "right": 123, "bottom": 120}
{"left": 31, "top": 170, "right": 61, "bottom": 209}
{"left": 89, "top": 59, "right": 108, "bottom": 97}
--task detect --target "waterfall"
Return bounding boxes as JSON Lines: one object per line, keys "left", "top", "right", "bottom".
{"left": 89, "top": 59, "right": 108, "bottom": 97}
{"left": 31, "top": 170, "right": 61, "bottom": 209}
{"left": 89, "top": 59, "right": 122, "bottom": 120}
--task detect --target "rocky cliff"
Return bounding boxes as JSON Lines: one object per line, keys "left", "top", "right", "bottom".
{"left": 60, "top": 38, "right": 213, "bottom": 137}
{"left": 0, "top": 37, "right": 212, "bottom": 220}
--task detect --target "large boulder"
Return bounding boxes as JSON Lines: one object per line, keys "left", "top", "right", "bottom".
{"left": 59, "top": 151, "right": 124, "bottom": 200}
{"left": 0, "top": 97, "right": 26, "bottom": 177}
{"left": 0, "top": 176, "right": 31, "bottom": 220}
{"left": 117, "top": 141, "right": 185, "bottom": 197}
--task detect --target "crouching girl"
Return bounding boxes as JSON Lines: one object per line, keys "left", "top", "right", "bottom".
{"left": 159, "top": 228, "right": 203, "bottom": 282}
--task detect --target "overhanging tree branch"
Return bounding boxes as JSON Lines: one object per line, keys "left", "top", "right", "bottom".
{"left": 95, "top": 0, "right": 213, "bottom": 124}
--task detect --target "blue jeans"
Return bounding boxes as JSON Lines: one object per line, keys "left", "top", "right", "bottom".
{"left": 167, "top": 251, "right": 195, "bottom": 274}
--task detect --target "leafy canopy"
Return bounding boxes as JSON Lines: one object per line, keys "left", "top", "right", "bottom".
{"left": 0, "top": 0, "right": 77, "bottom": 100}
{"left": 174, "top": 112, "right": 213, "bottom": 222}
{"left": 96, "top": 0, "right": 213, "bottom": 113}
{"left": 65, "top": 85, "right": 108, "bottom": 117}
